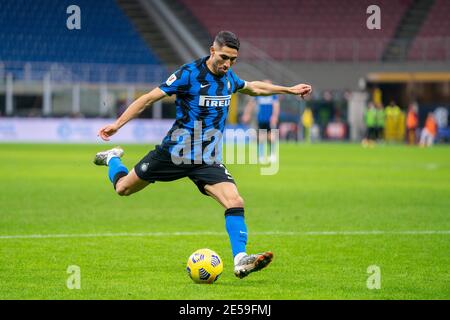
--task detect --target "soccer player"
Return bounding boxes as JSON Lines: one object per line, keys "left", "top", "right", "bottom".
{"left": 94, "top": 31, "right": 312, "bottom": 278}
{"left": 241, "top": 80, "right": 280, "bottom": 162}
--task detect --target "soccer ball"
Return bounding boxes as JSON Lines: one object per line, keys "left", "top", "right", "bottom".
{"left": 186, "top": 248, "right": 223, "bottom": 284}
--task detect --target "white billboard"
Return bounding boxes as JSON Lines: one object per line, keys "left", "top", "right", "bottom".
{"left": 0, "top": 118, "right": 174, "bottom": 143}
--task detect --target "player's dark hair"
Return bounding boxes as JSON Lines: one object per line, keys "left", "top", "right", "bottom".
{"left": 214, "top": 31, "right": 240, "bottom": 51}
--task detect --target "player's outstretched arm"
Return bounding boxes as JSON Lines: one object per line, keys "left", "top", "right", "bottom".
{"left": 97, "top": 87, "right": 166, "bottom": 141}
{"left": 239, "top": 81, "right": 312, "bottom": 98}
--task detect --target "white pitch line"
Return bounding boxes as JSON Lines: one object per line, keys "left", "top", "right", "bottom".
{"left": 0, "top": 230, "right": 449, "bottom": 240}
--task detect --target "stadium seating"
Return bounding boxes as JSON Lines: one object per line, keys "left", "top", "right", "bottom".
{"left": 180, "top": 0, "right": 412, "bottom": 61}
{"left": 0, "top": 0, "right": 160, "bottom": 65}
{"left": 408, "top": 0, "right": 450, "bottom": 61}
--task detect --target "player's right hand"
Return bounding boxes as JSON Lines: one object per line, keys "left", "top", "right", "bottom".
{"left": 98, "top": 123, "right": 119, "bottom": 141}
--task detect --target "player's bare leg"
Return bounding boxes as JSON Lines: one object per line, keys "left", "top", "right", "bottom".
{"left": 114, "top": 169, "right": 149, "bottom": 196}
{"left": 204, "top": 182, "right": 244, "bottom": 209}
{"left": 205, "top": 182, "right": 273, "bottom": 279}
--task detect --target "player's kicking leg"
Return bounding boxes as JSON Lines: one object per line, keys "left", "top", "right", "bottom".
{"left": 93, "top": 146, "right": 149, "bottom": 196}
{"left": 204, "top": 182, "right": 273, "bottom": 279}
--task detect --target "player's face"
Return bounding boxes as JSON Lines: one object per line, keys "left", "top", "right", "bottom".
{"left": 210, "top": 45, "right": 238, "bottom": 76}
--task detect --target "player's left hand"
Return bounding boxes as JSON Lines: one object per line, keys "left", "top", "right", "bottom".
{"left": 290, "top": 84, "right": 312, "bottom": 98}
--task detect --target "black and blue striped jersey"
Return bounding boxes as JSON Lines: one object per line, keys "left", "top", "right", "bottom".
{"left": 158, "top": 56, "right": 246, "bottom": 163}
{"left": 256, "top": 95, "right": 278, "bottom": 123}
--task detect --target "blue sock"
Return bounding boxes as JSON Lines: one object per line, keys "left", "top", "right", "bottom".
{"left": 108, "top": 157, "right": 129, "bottom": 187}
{"left": 225, "top": 208, "right": 247, "bottom": 257}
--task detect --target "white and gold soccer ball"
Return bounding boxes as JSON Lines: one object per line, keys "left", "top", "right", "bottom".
{"left": 186, "top": 248, "right": 223, "bottom": 284}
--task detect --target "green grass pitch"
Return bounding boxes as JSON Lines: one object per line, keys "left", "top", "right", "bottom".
{"left": 0, "top": 143, "right": 449, "bottom": 299}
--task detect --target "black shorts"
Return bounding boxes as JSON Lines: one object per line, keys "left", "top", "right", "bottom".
{"left": 258, "top": 122, "right": 272, "bottom": 131}
{"left": 134, "top": 146, "right": 235, "bottom": 196}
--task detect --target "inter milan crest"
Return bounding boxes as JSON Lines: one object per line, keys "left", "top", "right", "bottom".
{"left": 140, "top": 162, "right": 149, "bottom": 172}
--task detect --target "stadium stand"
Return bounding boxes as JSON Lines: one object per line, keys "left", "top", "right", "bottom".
{"left": 382, "top": 0, "right": 435, "bottom": 61}
{"left": 179, "top": 0, "right": 413, "bottom": 61}
{"left": 116, "top": 0, "right": 184, "bottom": 66}
{"left": 0, "top": 0, "right": 159, "bottom": 64}
{"left": 0, "top": 0, "right": 164, "bottom": 83}
{"left": 408, "top": 0, "right": 450, "bottom": 61}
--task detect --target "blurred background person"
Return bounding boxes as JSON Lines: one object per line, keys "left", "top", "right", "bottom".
{"left": 372, "top": 86, "right": 383, "bottom": 106}
{"left": 362, "top": 102, "right": 377, "bottom": 147}
{"left": 385, "top": 100, "right": 403, "bottom": 143}
{"left": 406, "top": 102, "right": 419, "bottom": 145}
{"left": 241, "top": 79, "right": 280, "bottom": 162}
{"left": 419, "top": 112, "right": 438, "bottom": 147}
{"left": 375, "top": 102, "right": 385, "bottom": 142}
{"left": 301, "top": 106, "right": 314, "bottom": 144}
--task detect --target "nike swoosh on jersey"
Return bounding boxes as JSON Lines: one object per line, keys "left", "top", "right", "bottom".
{"left": 200, "top": 84, "right": 210, "bottom": 88}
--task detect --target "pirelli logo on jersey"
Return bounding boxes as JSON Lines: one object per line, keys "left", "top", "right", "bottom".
{"left": 199, "top": 95, "right": 231, "bottom": 107}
